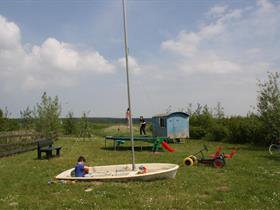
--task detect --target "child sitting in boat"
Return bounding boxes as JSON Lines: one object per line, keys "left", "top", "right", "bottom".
{"left": 137, "top": 165, "right": 147, "bottom": 174}
{"left": 75, "top": 156, "right": 90, "bottom": 177}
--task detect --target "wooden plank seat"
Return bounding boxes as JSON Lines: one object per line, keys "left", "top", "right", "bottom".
{"left": 37, "top": 139, "right": 62, "bottom": 159}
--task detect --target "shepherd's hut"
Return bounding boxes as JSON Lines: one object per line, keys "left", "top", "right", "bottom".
{"left": 152, "top": 112, "right": 189, "bottom": 142}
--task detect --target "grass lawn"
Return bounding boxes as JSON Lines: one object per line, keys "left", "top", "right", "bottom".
{"left": 0, "top": 124, "right": 280, "bottom": 209}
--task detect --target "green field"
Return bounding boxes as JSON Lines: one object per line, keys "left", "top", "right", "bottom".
{"left": 0, "top": 124, "right": 280, "bottom": 210}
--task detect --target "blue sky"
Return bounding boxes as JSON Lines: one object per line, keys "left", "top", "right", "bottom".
{"left": 0, "top": 0, "right": 279, "bottom": 118}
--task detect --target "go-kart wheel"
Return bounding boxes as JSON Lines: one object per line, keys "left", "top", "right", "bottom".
{"left": 183, "top": 157, "right": 194, "bottom": 166}
{"left": 189, "top": 155, "right": 198, "bottom": 165}
{"left": 213, "top": 158, "right": 225, "bottom": 168}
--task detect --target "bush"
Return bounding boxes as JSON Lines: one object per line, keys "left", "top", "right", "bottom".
{"left": 0, "top": 108, "right": 20, "bottom": 132}
{"left": 226, "top": 116, "right": 263, "bottom": 145}
{"left": 190, "top": 126, "right": 207, "bottom": 139}
{"left": 206, "top": 123, "right": 229, "bottom": 141}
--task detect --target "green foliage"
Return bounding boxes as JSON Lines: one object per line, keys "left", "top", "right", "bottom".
{"left": 225, "top": 115, "right": 263, "bottom": 145}
{"left": 20, "top": 106, "right": 34, "bottom": 129}
{"left": 257, "top": 72, "right": 280, "bottom": 144}
{"left": 206, "top": 123, "right": 229, "bottom": 142}
{"left": 62, "top": 112, "right": 77, "bottom": 135}
{"left": 0, "top": 107, "right": 20, "bottom": 131}
{"left": 0, "top": 109, "right": 3, "bottom": 123}
{"left": 0, "top": 108, "right": 9, "bottom": 131}
{"left": 34, "top": 92, "right": 61, "bottom": 138}
{"left": 4, "top": 119, "right": 20, "bottom": 131}
{"left": 189, "top": 104, "right": 215, "bottom": 139}
{"left": 78, "top": 112, "right": 92, "bottom": 138}
{"left": 245, "top": 114, "right": 264, "bottom": 145}
{"left": 226, "top": 117, "right": 248, "bottom": 144}
{"left": 190, "top": 126, "right": 207, "bottom": 139}
{"left": 188, "top": 102, "right": 265, "bottom": 145}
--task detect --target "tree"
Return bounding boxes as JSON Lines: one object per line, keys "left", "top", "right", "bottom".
{"left": 79, "top": 111, "right": 92, "bottom": 139}
{"left": 0, "top": 107, "right": 18, "bottom": 131}
{"left": 63, "top": 111, "right": 77, "bottom": 135}
{"left": 34, "top": 92, "right": 61, "bottom": 138}
{"left": 189, "top": 103, "right": 215, "bottom": 139}
{"left": 0, "top": 108, "right": 4, "bottom": 131}
{"left": 257, "top": 72, "right": 280, "bottom": 144}
{"left": 20, "top": 106, "right": 34, "bottom": 129}
{"left": 214, "top": 102, "right": 225, "bottom": 119}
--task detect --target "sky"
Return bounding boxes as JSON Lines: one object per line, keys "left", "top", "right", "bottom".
{"left": 0, "top": 0, "right": 280, "bottom": 118}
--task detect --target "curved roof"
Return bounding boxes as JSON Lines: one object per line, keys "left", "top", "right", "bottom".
{"left": 153, "top": 112, "right": 189, "bottom": 118}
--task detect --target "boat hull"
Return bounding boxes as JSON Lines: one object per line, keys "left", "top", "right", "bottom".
{"left": 55, "top": 163, "right": 179, "bottom": 181}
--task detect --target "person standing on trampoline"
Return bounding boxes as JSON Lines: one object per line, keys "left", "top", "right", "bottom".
{"left": 140, "top": 116, "right": 146, "bottom": 135}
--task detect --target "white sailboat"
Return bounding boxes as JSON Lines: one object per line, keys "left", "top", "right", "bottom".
{"left": 55, "top": 0, "right": 179, "bottom": 181}
{"left": 56, "top": 163, "right": 178, "bottom": 181}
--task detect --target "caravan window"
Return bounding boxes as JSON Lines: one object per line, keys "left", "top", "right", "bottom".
{"left": 159, "top": 118, "right": 166, "bottom": 128}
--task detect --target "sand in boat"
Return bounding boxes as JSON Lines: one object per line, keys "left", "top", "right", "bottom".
{"left": 56, "top": 163, "right": 179, "bottom": 181}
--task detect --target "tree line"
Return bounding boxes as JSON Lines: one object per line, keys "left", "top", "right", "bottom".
{"left": 0, "top": 92, "right": 91, "bottom": 138}
{"left": 189, "top": 72, "right": 280, "bottom": 146}
{"left": 1, "top": 72, "right": 280, "bottom": 146}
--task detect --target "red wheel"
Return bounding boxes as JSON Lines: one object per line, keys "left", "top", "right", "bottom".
{"left": 213, "top": 159, "right": 225, "bottom": 168}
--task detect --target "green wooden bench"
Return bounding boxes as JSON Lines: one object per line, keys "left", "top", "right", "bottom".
{"left": 37, "top": 139, "right": 62, "bottom": 159}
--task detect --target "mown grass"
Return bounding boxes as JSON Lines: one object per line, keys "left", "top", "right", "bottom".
{"left": 0, "top": 124, "right": 280, "bottom": 210}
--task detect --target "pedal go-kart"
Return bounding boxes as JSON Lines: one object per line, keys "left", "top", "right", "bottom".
{"left": 183, "top": 145, "right": 237, "bottom": 168}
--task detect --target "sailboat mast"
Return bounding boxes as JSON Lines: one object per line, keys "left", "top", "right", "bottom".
{"left": 122, "top": 0, "right": 136, "bottom": 171}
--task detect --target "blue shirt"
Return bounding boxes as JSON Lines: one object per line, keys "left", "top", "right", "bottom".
{"left": 75, "top": 162, "right": 85, "bottom": 177}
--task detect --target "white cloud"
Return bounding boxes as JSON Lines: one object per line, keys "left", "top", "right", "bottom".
{"left": 161, "top": 32, "right": 200, "bottom": 57}
{"left": 0, "top": 16, "right": 21, "bottom": 50}
{"left": 161, "top": 0, "right": 280, "bottom": 76}
{"left": 30, "top": 38, "right": 80, "bottom": 72}
{"left": 0, "top": 15, "right": 115, "bottom": 91}
{"left": 246, "top": 48, "right": 262, "bottom": 55}
{"left": 117, "top": 56, "right": 141, "bottom": 74}
{"left": 29, "top": 38, "right": 114, "bottom": 74}
{"left": 1, "top": 0, "right": 280, "bottom": 117}
{"left": 198, "top": 22, "right": 225, "bottom": 39}
{"left": 161, "top": 8, "right": 242, "bottom": 58}
{"left": 218, "top": 9, "right": 242, "bottom": 23}
{"left": 257, "top": 0, "right": 274, "bottom": 13}
{"left": 182, "top": 56, "right": 242, "bottom": 74}
{"left": 208, "top": 5, "right": 228, "bottom": 17}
